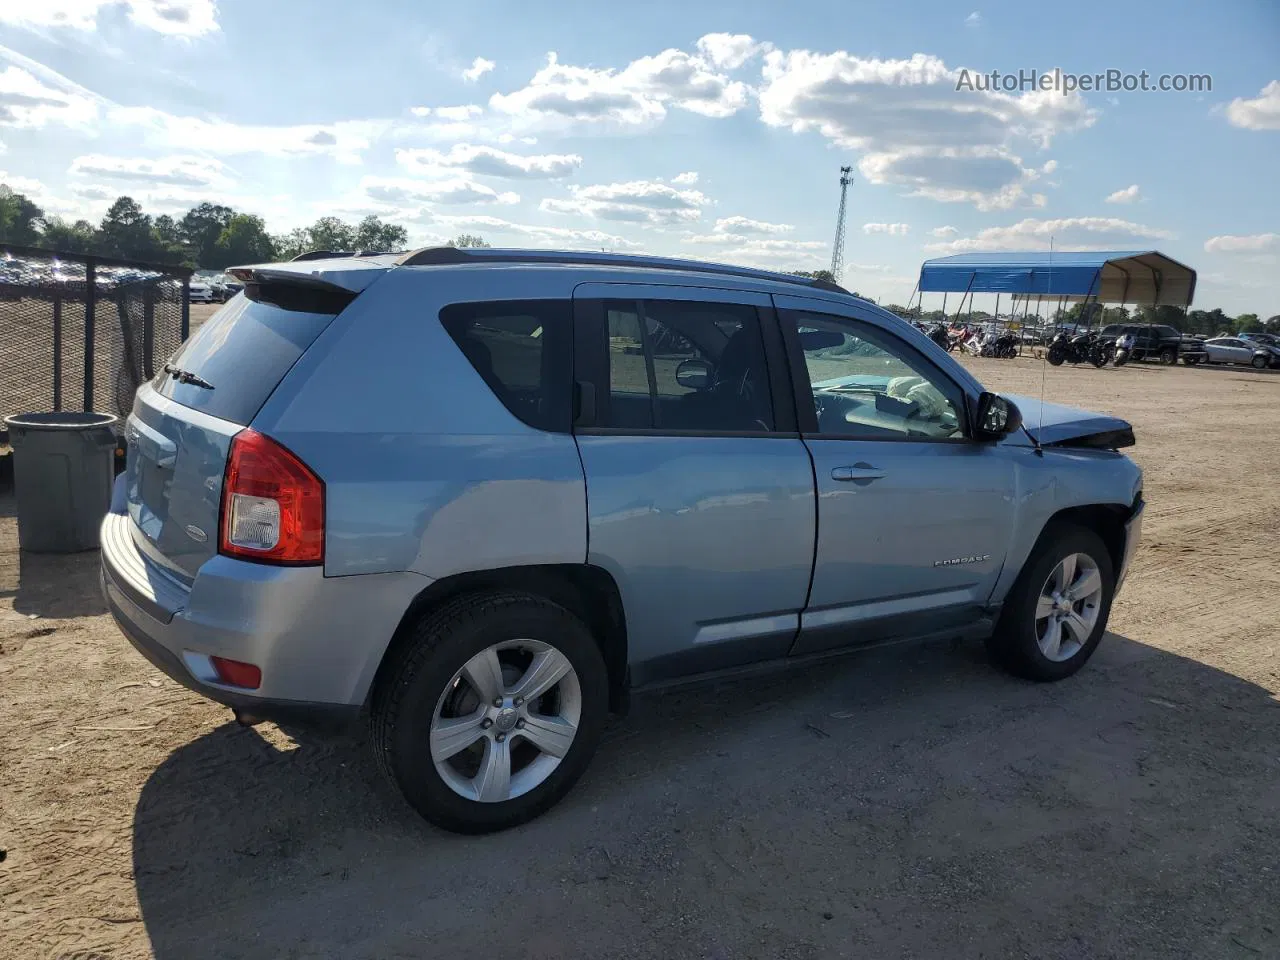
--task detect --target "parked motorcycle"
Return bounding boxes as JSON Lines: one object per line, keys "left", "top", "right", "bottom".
{"left": 927, "top": 324, "right": 952, "bottom": 352}
{"left": 1113, "top": 335, "right": 1134, "bottom": 367}
{"left": 1047, "top": 331, "right": 1109, "bottom": 368}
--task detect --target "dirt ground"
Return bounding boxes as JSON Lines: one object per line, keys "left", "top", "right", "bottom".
{"left": 2, "top": 356, "right": 1279, "bottom": 960}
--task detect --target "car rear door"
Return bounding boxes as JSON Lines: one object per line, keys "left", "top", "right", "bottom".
{"left": 773, "top": 294, "right": 1019, "bottom": 655}
{"left": 571, "top": 282, "right": 816, "bottom": 686}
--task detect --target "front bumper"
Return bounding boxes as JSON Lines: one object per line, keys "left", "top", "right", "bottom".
{"left": 99, "top": 509, "right": 430, "bottom": 725}
{"left": 1115, "top": 496, "right": 1144, "bottom": 592}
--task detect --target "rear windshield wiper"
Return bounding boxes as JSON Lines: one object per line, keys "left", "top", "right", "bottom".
{"left": 163, "top": 362, "right": 215, "bottom": 390}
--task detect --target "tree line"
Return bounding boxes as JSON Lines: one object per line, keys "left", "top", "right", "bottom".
{"left": 2, "top": 183, "right": 1273, "bottom": 331}
{"left": 0, "top": 184, "right": 488, "bottom": 271}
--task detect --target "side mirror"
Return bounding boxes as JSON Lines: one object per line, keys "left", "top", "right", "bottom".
{"left": 974, "top": 392, "right": 1022, "bottom": 440}
{"left": 675, "top": 358, "right": 712, "bottom": 390}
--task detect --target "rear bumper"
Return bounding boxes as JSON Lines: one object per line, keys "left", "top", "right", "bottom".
{"left": 103, "top": 575, "right": 359, "bottom": 730}
{"left": 100, "top": 509, "right": 430, "bottom": 722}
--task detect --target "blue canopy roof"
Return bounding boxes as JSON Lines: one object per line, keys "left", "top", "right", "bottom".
{"left": 917, "top": 250, "right": 1195, "bottom": 305}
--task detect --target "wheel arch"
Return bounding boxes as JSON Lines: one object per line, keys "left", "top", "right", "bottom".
{"left": 367, "top": 563, "right": 630, "bottom": 714}
{"left": 1033, "top": 503, "right": 1131, "bottom": 578}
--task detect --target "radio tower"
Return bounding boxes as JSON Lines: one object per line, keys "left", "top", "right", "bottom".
{"left": 829, "top": 165, "right": 853, "bottom": 280}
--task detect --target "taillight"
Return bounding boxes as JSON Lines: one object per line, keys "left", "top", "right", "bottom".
{"left": 219, "top": 429, "right": 324, "bottom": 565}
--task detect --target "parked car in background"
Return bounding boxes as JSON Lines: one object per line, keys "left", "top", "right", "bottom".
{"left": 1098, "top": 323, "right": 1206, "bottom": 365}
{"left": 187, "top": 280, "right": 215, "bottom": 303}
{"left": 1240, "top": 332, "right": 1280, "bottom": 350}
{"left": 102, "top": 248, "right": 1145, "bottom": 834}
{"left": 1203, "top": 337, "right": 1278, "bottom": 369}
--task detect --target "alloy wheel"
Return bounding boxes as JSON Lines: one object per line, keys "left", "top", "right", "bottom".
{"left": 430, "top": 639, "right": 582, "bottom": 803}
{"left": 1034, "top": 552, "right": 1104, "bottom": 662}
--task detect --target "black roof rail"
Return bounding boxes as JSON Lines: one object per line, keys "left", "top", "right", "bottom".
{"left": 396, "top": 246, "right": 852, "bottom": 295}
{"left": 291, "top": 249, "right": 397, "bottom": 262}
{"left": 291, "top": 250, "right": 345, "bottom": 261}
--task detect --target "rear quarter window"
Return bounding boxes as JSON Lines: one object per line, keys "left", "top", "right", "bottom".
{"left": 440, "top": 300, "right": 572, "bottom": 432}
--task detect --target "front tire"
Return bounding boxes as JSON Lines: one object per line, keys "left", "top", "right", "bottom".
{"left": 372, "top": 592, "right": 609, "bottom": 834}
{"left": 1251, "top": 354, "right": 1268, "bottom": 369}
{"left": 1047, "top": 344, "right": 1066, "bottom": 366}
{"left": 987, "top": 526, "right": 1115, "bottom": 682}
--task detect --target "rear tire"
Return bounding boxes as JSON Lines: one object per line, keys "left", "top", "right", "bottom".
{"left": 372, "top": 592, "right": 609, "bottom": 834}
{"left": 987, "top": 526, "right": 1115, "bottom": 682}
{"left": 1160, "top": 347, "right": 1178, "bottom": 365}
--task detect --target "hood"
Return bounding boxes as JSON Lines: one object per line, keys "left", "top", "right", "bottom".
{"left": 1004, "top": 394, "right": 1135, "bottom": 449}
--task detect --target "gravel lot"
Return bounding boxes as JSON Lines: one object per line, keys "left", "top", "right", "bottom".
{"left": 2, "top": 355, "right": 1279, "bottom": 960}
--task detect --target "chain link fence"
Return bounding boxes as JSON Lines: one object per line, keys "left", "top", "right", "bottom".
{"left": 1, "top": 246, "right": 191, "bottom": 439}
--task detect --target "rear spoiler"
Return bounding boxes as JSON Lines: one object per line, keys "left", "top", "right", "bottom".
{"left": 226, "top": 267, "right": 358, "bottom": 314}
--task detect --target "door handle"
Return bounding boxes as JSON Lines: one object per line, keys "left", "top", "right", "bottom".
{"left": 831, "top": 463, "right": 885, "bottom": 485}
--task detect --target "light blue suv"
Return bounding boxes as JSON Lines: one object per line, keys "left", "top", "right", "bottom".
{"left": 101, "top": 248, "right": 1144, "bottom": 832}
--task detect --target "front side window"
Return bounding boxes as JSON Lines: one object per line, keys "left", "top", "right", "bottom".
{"left": 603, "top": 299, "right": 774, "bottom": 432}
{"left": 782, "top": 310, "right": 964, "bottom": 441}
{"left": 440, "top": 300, "right": 571, "bottom": 432}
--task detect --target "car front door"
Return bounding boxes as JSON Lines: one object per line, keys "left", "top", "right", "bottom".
{"left": 773, "top": 294, "right": 1019, "bottom": 655}
{"left": 571, "top": 283, "right": 816, "bottom": 686}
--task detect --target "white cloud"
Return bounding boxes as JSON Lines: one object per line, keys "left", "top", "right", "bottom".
{"left": 688, "top": 236, "right": 828, "bottom": 270}
{"left": 1203, "top": 233, "right": 1278, "bottom": 254}
{"left": 0, "top": 0, "right": 219, "bottom": 36}
{"left": 426, "top": 213, "right": 642, "bottom": 250}
{"left": 925, "top": 216, "right": 1173, "bottom": 254}
{"left": 930, "top": 225, "right": 959, "bottom": 238}
{"left": 1105, "top": 184, "right": 1140, "bottom": 204}
{"left": 1225, "top": 80, "right": 1280, "bottom": 131}
{"left": 758, "top": 50, "right": 1095, "bottom": 209}
{"left": 672, "top": 171, "right": 699, "bottom": 185}
{"left": 541, "top": 179, "right": 710, "bottom": 225}
{"left": 0, "top": 65, "right": 97, "bottom": 128}
{"left": 862, "top": 222, "right": 909, "bottom": 235}
{"left": 711, "top": 216, "right": 793, "bottom": 235}
{"left": 361, "top": 175, "right": 519, "bottom": 206}
{"left": 462, "top": 57, "right": 496, "bottom": 83}
{"left": 1041, "top": 159, "right": 1058, "bottom": 174}
{"left": 694, "top": 33, "right": 772, "bottom": 70}
{"left": 489, "top": 43, "right": 751, "bottom": 131}
{"left": 396, "top": 143, "right": 581, "bottom": 179}
{"left": 411, "top": 104, "right": 484, "bottom": 121}
{"left": 965, "top": 11, "right": 981, "bottom": 26}
{"left": 68, "top": 153, "right": 231, "bottom": 188}
{"left": 110, "top": 105, "right": 390, "bottom": 162}
{"left": 1031, "top": 192, "right": 1047, "bottom": 207}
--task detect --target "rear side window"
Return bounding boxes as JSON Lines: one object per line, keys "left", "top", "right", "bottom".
{"left": 153, "top": 295, "right": 339, "bottom": 425}
{"left": 440, "top": 300, "right": 572, "bottom": 432}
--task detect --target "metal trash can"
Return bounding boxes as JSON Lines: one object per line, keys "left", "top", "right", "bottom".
{"left": 3, "top": 412, "right": 119, "bottom": 553}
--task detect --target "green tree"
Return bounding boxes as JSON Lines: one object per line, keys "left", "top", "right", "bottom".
{"left": 1265, "top": 315, "right": 1280, "bottom": 332}
{"left": 0, "top": 185, "right": 45, "bottom": 245}
{"left": 272, "top": 226, "right": 312, "bottom": 261}
{"left": 150, "top": 214, "right": 189, "bottom": 264}
{"left": 179, "top": 202, "right": 234, "bottom": 266}
{"left": 353, "top": 215, "right": 408, "bottom": 252}
{"left": 448, "top": 233, "right": 490, "bottom": 248}
{"left": 790, "top": 268, "right": 835, "bottom": 282}
{"left": 98, "top": 196, "right": 156, "bottom": 260}
{"left": 307, "top": 216, "right": 356, "bottom": 252}
{"left": 1235, "top": 313, "right": 1261, "bottom": 332}
{"left": 210, "top": 213, "right": 275, "bottom": 267}
{"left": 39, "top": 216, "right": 97, "bottom": 253}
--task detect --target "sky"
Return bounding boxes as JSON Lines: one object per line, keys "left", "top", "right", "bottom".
{"left": 0, "top": 0, "right": 1277, "bottom": 316}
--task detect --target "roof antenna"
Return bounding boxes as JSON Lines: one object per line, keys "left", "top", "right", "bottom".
{"left": 1033, "top": 238, "right": 1052, "bottom": 457}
